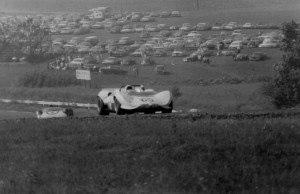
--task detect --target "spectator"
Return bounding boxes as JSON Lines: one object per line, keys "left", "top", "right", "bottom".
{"left": 133, "top": 66, "right": 139, "bottom": 77}
{"left": 233, "top": 53, "right": 237, "bottom": 60}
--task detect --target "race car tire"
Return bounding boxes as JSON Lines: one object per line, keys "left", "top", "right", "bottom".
{"left": 114, "top": 98, "right": 125, "bottom": 115}
{"left": 97, "top": 98, "right": 109, "bottom": 115}
{"left": 162, "top": 101, "right": 173, "bottom": 113}
{"left": 65, "top": 108, "right": 74, "bottom": 116}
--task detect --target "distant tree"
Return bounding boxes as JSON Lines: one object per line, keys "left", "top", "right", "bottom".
{"left": 0, "top": 17, "right": 52, "bottom": 63}
{"left": 264, "top": 21, "right": 300, "bottom": 108}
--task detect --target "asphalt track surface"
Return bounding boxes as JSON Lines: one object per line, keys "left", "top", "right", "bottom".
{"left": 0, "top": 110, "right": 36, "bottom": 120}
{"left": 1, "top": 108, "right": 300, "bottom": 121}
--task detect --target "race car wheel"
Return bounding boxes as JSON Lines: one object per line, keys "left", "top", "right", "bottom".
{"left": 65, "top": 108, "right": 74, "bottom": 116}
{"left": 114, "top": 98, "right": 125, "bottom": 115}
{"left": 162, "top": 101, "right": 173, "bottom": 113}
{"left": 97, "top": 98, "right": 109, "bottom": 115}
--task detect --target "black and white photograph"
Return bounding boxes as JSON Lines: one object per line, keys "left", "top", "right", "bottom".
{"left": 0, "top": 0, "right": 299, "bottom": 193}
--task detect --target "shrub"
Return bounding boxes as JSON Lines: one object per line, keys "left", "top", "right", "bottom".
{"left": 263, "top": 21, "right": 300, "bottom": 108}
{"left": 170, "top": 86, "right": 182, "bottom": 100}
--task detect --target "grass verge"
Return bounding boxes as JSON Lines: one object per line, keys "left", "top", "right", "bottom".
{"left": 0, "top": 117, "right": 299, "bottom": 193}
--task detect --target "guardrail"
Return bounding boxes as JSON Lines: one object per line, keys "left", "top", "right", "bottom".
{"left": 0, "top": 98, "right": 97, "bottom": 109}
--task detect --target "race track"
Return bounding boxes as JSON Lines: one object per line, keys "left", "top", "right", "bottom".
{"left": 0, "top": 110, "right": 36, "bottom": 120}
{"left": 1, "top": 108, "right": 300, "bottom": 122}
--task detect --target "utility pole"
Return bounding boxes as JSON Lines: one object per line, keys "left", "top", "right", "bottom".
{"left": 197, "top": 0, "right": 199, "bottom": 10}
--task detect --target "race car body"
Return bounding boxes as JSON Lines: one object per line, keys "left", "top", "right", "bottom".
{"left": 96, "top": 85, "right": 173, "bottom": 115}
{"left": 36, "top": 107, "right": 73, "bottom": 119}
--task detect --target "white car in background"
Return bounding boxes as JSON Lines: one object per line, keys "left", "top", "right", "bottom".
{"left": 259, "top": 39, "right": 279, "bottom": 48}
{"left": 171, "top": 11, "right": 181, "bottom": 17}
{"left": 60, "top": 27, "right": 74, "bottom": 34}
{"left": 229, "top": 41, "right": 243, "bottom": 49}
{"left": 172, "top": 50, "right": 187, "bottom": 57}
{"left": 92, "top": 22, "right": 105, "bottom": 29}
{"left": 69, "top": 58, "right": 88, "bottom": 69}
{"left": 243, "top": 22, "right": 254, "bottom": 29}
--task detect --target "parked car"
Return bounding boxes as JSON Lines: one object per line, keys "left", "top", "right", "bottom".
{"left": 160, "top": 11, "right": 171, "bottom": 18}
{"left": 140, "top": 16, "right": 155, "bottom": 22}
{"left": 82, "top": 63, "right": 100, "bottom": 72}
{"left": 221, "top": 49, "right": 237, "bottom": 56}
{"left": 141, "top": 56, "right": 155, "bottom": 66}
{"left": 36, "top": 107, "right": 73, "bottom": 119}
{"left": 118, "top": 37, "right": 134, "bottom": 45}
{"left": 242, "top": 22, "right": 254, "bottom": 29}
{"left": 99, "top": 66, "right": 127, "bottom": 75}
{"left": 121, "top": 57, "right": 137, "bottom": 66}
{"left": 259, "top": 40, "right": 279, "bottom": 48}
{"left": 172, "top": 50, "right": 187, "bottom": 57}
{"left": 155, "top": 65, "right": 169, "bottom": 75}
{"left": 229, "top": 41, "right": 243, "bottom": 49}
{"left": 102, "top": 57, "right": 121, "bottom": 65}
{"left": 73, "top": 27, "right": 90, "bottom": 35}
{"left": 131, "top": 49, "right": 145, "bottom": 57}
{"left": 109, "top": 49, "right": 128, "bottom": 58}
{"left": 249, "top": 52, "right": 267, "bottom": 61}
{"left": 69, "top": 58, "right": 88, "bottom": 69}
{"left": 196, "top": 23, "right": 211, "bottom": 31}
{"left": 153, "top": 49, "right": 167, "bottom": 57}
{"left": 60, "top": 27, "right": 74, "bottom": 34}
{"left": 109, "top": 26, "right": 122, "bottom": 33}
{"left": 234, "top": 54, "right": 249, "bottom": 61}
{"left": 183, "top": 54, "right": 199, "bottom": 62}
{"left": 140, "top": 31, "right": 150, "bottom": 38}
{"left": 171, "top": 11, "right": 181, "bottom": 17}
{"left": 255, "top": 23, "right": 269, "bottom": 29}
{"left": 92, "top": 22, "right": 105, "bottom": 29}
{"left": 120, "top": 28, "right": 135, "bottom": 33}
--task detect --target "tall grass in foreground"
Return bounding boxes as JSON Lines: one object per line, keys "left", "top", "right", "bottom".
{"left": 0, "top": 118, "right": 299, "bottom": 194}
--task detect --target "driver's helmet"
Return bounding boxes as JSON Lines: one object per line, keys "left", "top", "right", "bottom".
{"left": 126, "top": 85, "right": 133, "bottom": 91}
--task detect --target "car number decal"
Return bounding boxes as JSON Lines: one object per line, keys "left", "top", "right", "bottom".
{"left": 141, "top": 98, "right": 154, "bottom": 102}
{"left": 45, "top": 109, "right": 60, "bottom": 115}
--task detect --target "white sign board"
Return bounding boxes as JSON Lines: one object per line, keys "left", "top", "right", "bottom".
{"left": 76, "top": 70, "right": 91, "bottom": 80}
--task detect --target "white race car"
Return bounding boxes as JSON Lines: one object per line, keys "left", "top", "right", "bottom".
{"left": 36, "top": 107, "right": 73, "bottom": 119}
{"left": 96, "top": 85, "right": 173, "bottom": 115}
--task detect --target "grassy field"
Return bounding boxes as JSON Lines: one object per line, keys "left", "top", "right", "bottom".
{"left": 0, "top": 43, "right": 277, "bottom": 112}
{"left": 0, "top": 117, "right": 299, "bottom": 193}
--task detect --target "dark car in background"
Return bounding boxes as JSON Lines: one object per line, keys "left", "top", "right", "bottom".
{"left": 121, "top": 57, "right": 137, "bottom": 66}
{"left": 99, "top": 66, "right": 128, "bottom": 75}
{"left": 249, "top": 52, "right": 267, "bottom": 61}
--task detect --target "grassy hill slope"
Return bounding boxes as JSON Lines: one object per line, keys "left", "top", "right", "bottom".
{"left": 0, "top": 117, "right": 299, "bottom": 193}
